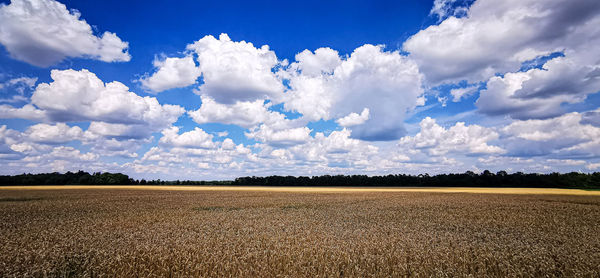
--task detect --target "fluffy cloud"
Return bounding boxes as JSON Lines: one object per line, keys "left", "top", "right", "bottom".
{"left": 476, "top": 71, "right": 572, "bottom": 120}
{"left": 0, "top": 104, "right": 47, "bottom": 121}
{"left": 336, "top": 108, "right": 370, "bottom": 127}
{"left": 289, "top": 47, "right": 341, "bottom": 76}
{"left": 85, "top": 137, "right": 145, "bottom": 158}
{"left": 139, "top": 56, "right": 201, "bottom": 93}
{"left": 413, "top": 0, "right": 600, "bottom": 120}
{"left": 29, "top": 69, "right": 182, "bottom": 127}
{"left": 476, "top": 54, "right": 600, "bottom": 119}
{"left": 128, "top": 127, "right": 382, "bottom": 179}
{"left": 1, "top": 69, "right": 185, "bottom": 140}
{"left": 501, "top": 112, "right": 600, "bottom": 157}
{"left": 186, "top": 34, "right": 283, "bottom": 104}
{"left": 28, "top": 72, "right": 182, "bottom": 142}
{"left": 312, "top": 129, "right": 377, "bottom": 155}
{"left": 133, "top": 135, "right": 257, "bottom": 178}
{"left": 188, "top": 96, "right": 286, "bottom": 129}
{"left": 286, "top": 129, "right": 379, "bottom": 166}
{"left": 44, "top": 146, "right": 97, "bottom": 161}
{"left": 10, "top": 145, "right": 100, "bottom": 173}
{"left": 404, "top": 0, "right": 600, "bottom": 85}
{"left": 0, "top": 0, "right": 130, "bottom": 67}
{"left": 398, "top": 117, "right": 505, "bottom": 156}
{"left": 502, "top": 115, "right": 587, "bottom": 142}
{"left": 245, "top": 125, "right": 311, "bottom": 147}
{"left": 1, "top": 124, "right": 98, "bottom": 161}
{"left": 1, "top": 122, "right": 149, "bottom": 161}
{"left": 159, "top": 126, "right": 216, "bottom": 149}
{"left": 284, "top": 45, "right": 424, "bottom": 141}
{"left": 24, "top": 123, "right": 83, "bottom": 143}
{"left": 0, "top": 125, "right": 22, "bottom": 159}
{"left": 84, "top": 122, "right": 156, "bottom": 140}
{"left": 230, "top": 128, "right": 380, "bottom": 174}
{"left": 0, "top": 122, "right": 152, "bottom": 173}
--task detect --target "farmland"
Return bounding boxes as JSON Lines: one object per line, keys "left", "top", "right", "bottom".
{"left": 1, "top": 187, "right": 600, "bottom": 277}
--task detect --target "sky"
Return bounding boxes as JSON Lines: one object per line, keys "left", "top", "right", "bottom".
{"left": 0, "top": 0, "right": 600, "bottom": 180}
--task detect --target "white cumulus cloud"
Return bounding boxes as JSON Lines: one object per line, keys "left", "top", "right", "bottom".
{"left": 0, "top": 104, "right": 47, "bottom": 121}
{"left": 0, "top": 0, "right": 130, "bottom": 67}
{"left": 501, "top": 112, "right": 600, "bottom": 157}
{"left": 1, "top": 69, "right": 185, "bottom": 139}
{"left": 476, "top": 54, "right": 600, "bottom": 119}
{"left": 284, "top": 44, "right": 424, "bottom": 141}
{"left": 159, "top": 126, "right": 216, "bottom": 149}
{"left": 24, "top": 123, "right": 83, "bottom": 144}
{"left": 336, "top": 108, "right": 370, "bottom": 127}
{"left": 398, "top": 117, "right": 505, "bottom": 156}
{"left": 186, "top": 33, "right": 283, "bottom": 104}
{"left": 188, "top": 95, "right": 288, "bottom": 129}
{"left": 139, "top": 56, "right": 201, "bottom": 93}
{"left": 246, "top": 125, "right": 312, "bottom": 147}
{"left": 405, "top": 0, "right": 600, "bottom": 85}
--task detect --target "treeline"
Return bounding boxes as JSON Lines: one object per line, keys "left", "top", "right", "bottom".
{"left": 0, "top": 171, "right": 134, "bottom": 185}
{"left": 2, "top": 170, "right": 600, "bottom": 188}
{"left": 0, "top": 171, "right": 231, "bottom": 186}
{"left": 233, "top": 171, "right": 600, "bottom": 188}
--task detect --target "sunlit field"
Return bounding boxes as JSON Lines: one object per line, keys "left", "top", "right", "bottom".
{"left": 3, "top": 185, "right": 600, "bottom": 195}
{"left": 1, "top": 187, "right": 600, "bottom": 277}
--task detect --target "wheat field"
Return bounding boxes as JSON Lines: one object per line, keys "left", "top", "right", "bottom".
{"left": 1, "top": 187, "right": 599, "bottom": 277}
{"left": 3, "top": 185, "right": 600, "bottom": 195}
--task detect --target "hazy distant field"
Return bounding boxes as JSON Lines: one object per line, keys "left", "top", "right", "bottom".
{"left": 4, "top": 185, "right": 600, "bottom": 195}
{"left": 1, "top": 187, "right": 599, "bottom": 277}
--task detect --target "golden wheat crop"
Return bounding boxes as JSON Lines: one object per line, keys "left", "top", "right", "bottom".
{"left": 3, "top": 185, "right": 600, "bottom": 195}
{"left": 1, "top": 188, "right": 599, "bottom": 277}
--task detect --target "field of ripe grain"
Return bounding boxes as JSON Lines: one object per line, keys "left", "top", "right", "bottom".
{"left": 1, "top": 188, "right": 599, "bottom": 277}
{"left": 4, "top": 185, "right": 600, "bottom": 195}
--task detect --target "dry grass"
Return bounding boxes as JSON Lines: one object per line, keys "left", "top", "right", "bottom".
{"left": 2, "top": 185, "right": 600, "bottom": 195}
{"left": 1, "top": 188, "right": 599, "bottom": 277}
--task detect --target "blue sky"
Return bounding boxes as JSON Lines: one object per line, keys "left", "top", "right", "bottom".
{"left": 1, "top": 0, "right": 600, "bottom": 179}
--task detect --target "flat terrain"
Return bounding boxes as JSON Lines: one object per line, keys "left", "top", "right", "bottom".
{"left": 3, "top": 185, "right": 600, "bottom": 195}
{"left": 1, "top": 187, "right": 599, "bottom": 277}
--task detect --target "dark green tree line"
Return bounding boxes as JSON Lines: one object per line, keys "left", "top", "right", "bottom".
{"left": 2, "top": 170, "right": 600, "bottom": 188}
{"left": 232, "top": 171, "right": 600, "bottom": 188}
{"left": 0, "top": 171, "right": 133, "bottom": 185}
